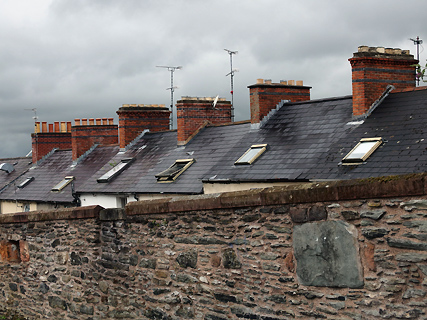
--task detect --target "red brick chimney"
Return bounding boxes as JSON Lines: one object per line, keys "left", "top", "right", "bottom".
{"left": 116, "top": 104, "right": 171, "bottom": 149}
{"left": 176, "top": 97, "right": 232, "bottom": 145}
{"left": 71, "top": 118, "right": 118, "bottom": 160}
{"left": 248, "top": 79, "right": 311, "bottom": 125}
{"left": 31, "top": 121, "right": 72, "bottom": 163}
{"left": 349, "top": 46, "right": 417, "bottom": 117}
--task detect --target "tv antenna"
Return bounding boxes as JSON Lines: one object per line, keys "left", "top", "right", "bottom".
{"left": 410, "top": 36, "right": 423, "bottom": 85}
{"left": 156, "top": 65, "right": 182, "bottom": 129}
{"left": 24, "top": 108, "right": 38, "bottom": 130}
{"left": 224, "top": 49, "right": 238, "bottom": 122}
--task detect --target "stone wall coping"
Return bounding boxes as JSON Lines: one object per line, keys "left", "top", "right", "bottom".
{"left": 0, "top": 173, "right": 426, "bottom": 224}
{"left": 0, "top": 205, "right": 103, "bottom": 224}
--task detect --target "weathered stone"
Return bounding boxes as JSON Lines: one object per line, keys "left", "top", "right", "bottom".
{"left": 55, "top": 252, "right": 68, "bottom": 265}
{"left": 396, "top": 253, "right": 427, "bottom": 263}
{"left": 70, "top": 252, "right": 82, "bottom": 265}
{"left": 341, "top": 210, "right": 360, "bottom": 221}
{"left": 8, "top": 283, "right": 17, "bottom": 292}
{"left": 39, "top": 283, "right": 49, "bottom": 294}
{"left": 222, "top": 248, "right": 242, "bottom": 269}
{"left": 47, "top": 275, "right": 57, "bottom": 283}
{"left": 267, "top": 295, "right": 286, "bottom": 303}
{"left": 176, "top": 274, "right": 198, "bottom": 283}
{"left": 362, "top": 227, "right": 389, "bottom": 239}
{"left": 387, "top": 238, "right": 427, "bottom": 251}
{"left": 175, "top": 306, "right": 195, "bottom": 318}
{"left": 259, "top": 252, "right": 279, "bottom": 260}
{"left": 400, "top": 200, "right": 427, "bottom": 210}
{"left": 214, "top": 292, "right": 237, "bottom": 303}
{"left": 402, "top": 288, "right": 426, "bottom": 299}
{"left": 242, "top": 214, "right": 260, "bottom": 222}
{"left": 175, "top": 236, "right": 226, "bottom": 245}
{"left": 48, "top": 296, "right": 67, "bottom": 310}
{"left": 140, "top": 258, "right": 157, "bottom": 269}
{"left": 176, "top": 249, "right": 198, "bottom": 269}
{"left": 99, "top": 281, "right": 109, "bottom": 293}
{"left": 80, "top": 305, "right": 94, "bottom": 315}
{"left": 360, "top": 209, "right": 386, "bottom": 220}
{"left": 293, "top": 220, "right": 364, "bottom": 288}
{"left": 211, "top": 255, "right": 221, "bottom": 267}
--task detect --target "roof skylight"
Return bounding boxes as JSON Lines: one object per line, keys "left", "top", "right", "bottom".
{"left": 17, "top": 177, "right": 34, "bottom": 189}
{"left": 156, "top": 159, "right": 195, "bottom": 183}
{"left": 235, "top": 144, "right": 267, "bottom": 165}
{"left": 342, "top": 137, "right": 383, "bottom": 165}
{"left": 97, "top": 158, "right": 134, "bottom": 183}
{"left": 51, "top": 176, "right": 74, "bottom": 192}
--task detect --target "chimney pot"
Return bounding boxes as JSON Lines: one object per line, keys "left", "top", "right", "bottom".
{"left": 96, "top": 118, "right": 101, "bottom": 125}
{"left": 75, "top": 119, "right": 81, "bottom": 126}
{"left": 108, "top": 118, "right": 114, "bottom": 125}
{"left": 54, "top": 122, "right": 60, "bottom": 132}
{"left": 35, "top": 122, "right": 40, "bottom": 133}
{"left": 82, "top": 118, "right": 88, "bottom": 125}
{"left": 296, "top": 80, "right": 303, "bottom": 86}
{"left": 256, "top": 78, "right": 264, "bottom": 84}
{"left": 42, "top": 122, "right": 47, "bottom": 133}
{"left": 49, "top": 124, "right": 53, "bottom": 132}
{"left": 60, "top": 122, "right": 66, "bottom": 133}
{"left": 67, "top": 121, "right": 71, "bottom": 132}
{"left": 265, "top": 79, "right": 272, "bottom": 85}
{"left": 102, "top": 118, "right": 108, "bottom": 125}
{"left": 89, "top": 118, "right": 94, "bottom": 125}
{"left": 280, "top": 80, "right": 287, "bottom": 85}
{"left": 288, "top": 80, "right": 295, "bottom": 86}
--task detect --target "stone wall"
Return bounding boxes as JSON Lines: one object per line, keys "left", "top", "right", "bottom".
{"left": 0, "top": 174, "right": 427, "bottom": 319}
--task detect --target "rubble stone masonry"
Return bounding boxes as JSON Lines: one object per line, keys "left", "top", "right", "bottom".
{"left": 1, "top": 174, "right": 427, "bottom": 319}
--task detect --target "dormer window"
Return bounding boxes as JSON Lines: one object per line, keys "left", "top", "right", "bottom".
{"left": 235, "top": 144, "right": 267, "bottom": 165}
{"left": 156, "top": 159, "right": 195, "bottom": 183}
{"left": 342, "top": 137, "right": 383, "bottom": 165}
{"left": 52, "top": 176, "right": 74, "bottom": 192}
{"left": 17, "top": 177, "right": 34, "bottom": 189}
{"left": 97, "top": 158, "right": 134, "bottom": 183}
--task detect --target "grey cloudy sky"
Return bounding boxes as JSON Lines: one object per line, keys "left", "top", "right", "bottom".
{"left": 1, "top": 0, "right": 426, "bottom": 158}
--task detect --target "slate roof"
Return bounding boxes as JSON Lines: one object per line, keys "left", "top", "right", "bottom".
{"left": 77, "top": 87, "right": 427, "bottom": 196}
{"left": 0, "top": 145, "right": 118, "bottom": 204}
{"left": 2, "top": 86, "right": 426, "bottom": 203}
{"left": 0, "top": 157, "right": 33, "bottom": 193}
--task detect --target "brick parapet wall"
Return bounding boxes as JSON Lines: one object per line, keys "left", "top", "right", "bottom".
{"left": 1, "top": 173, "right": 427, "bottom": 319}
{"left": 248, "top": 84, "right": 311, "bottom": 124}
{"left": 349, "top": 54, "right": 416, "bottom": 117}
{"left": 176, "top": 98, "right": 232, "bottom": 144}
{"left": 31, "top": 132, "right": 72, "bottom": 163}
{"left": 116, "top": 106, "right": 171, "bottom": 148}
{"left": 71, "top": 125, "right": 118, "bottom": 160}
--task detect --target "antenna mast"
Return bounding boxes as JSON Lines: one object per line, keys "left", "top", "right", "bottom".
{"left": 24, "top": 108, "right": 38, "bottom": 131}
{"left": 410, "top": 36, "right": 423, "bottom": 86}
{"left": 224, "top": 49, "right": 238, "bottom": 122}
{"left": 156, "top": 65, "right": 182, "bottom": 129}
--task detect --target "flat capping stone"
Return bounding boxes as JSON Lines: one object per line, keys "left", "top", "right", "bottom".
{"left": 0, "top": 173, "right": 425, "bottom": 223}
{"left": 177, "top": 96, "right": 230, "bottom": 103}
{"left": 117, "top": 104, "right": 170, "bottom": 112}
{"left": 353, "top": 46, "right": 414, "bottom": 60}
{"left": 124, "top": 173, "right": 427, "bottom": 216}
{"left": 0, "top": 205, "right": 103, "bottom": 224}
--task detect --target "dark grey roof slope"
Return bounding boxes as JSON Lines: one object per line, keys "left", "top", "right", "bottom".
{"left": 78, "top": 124, "right": 250, "bottom": 195}
{"left": 0, "top": 146, "right": 118, "bottom": 203}
{"left": 203, "top": 96, "right": 354, "bottom": 182}
{"left": 0, "top": 157, "right": 32, "bottom": 193}
{"left": 307, "top": 88, "right": 427, "bottom": 180}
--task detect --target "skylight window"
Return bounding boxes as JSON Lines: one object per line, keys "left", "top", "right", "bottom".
{"left": 51, "top": 176, "right": 74, "bottom": 192}
{"left": 17, "top": 177, "right": 34, "bottom": 189}
{"left": 156, "top": 159, "right": 195, "bottom": 183}
{"left": 235, "top": 144, "right": 268, "bottom": 165}
{"left": 97, "top": 158, "right": 134, "bottom": 183}
{"left": 342, "top": 137, "right": 383, "bottom": 165}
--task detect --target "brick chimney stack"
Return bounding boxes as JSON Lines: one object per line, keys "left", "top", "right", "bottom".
{"left": 349, "top": 46, "right": 417, "bottom": 117}
{"left": 71, "top": 118, "right": 118, "bottom": 160}
{"left": 248, "top": 79, "right": 311, "bottom": 125}
{"left": 116, "top": 104, "right": 171, "bottom": 149}
{"left": 176, "top": 97, "right": 232, "bottom": 145}
{"left": 31, "top": 121, "right": 72, "bottom": 163}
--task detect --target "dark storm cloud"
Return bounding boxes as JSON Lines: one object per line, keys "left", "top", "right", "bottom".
{"left": 1, "top": 0, "right": 427, "bottom": 157}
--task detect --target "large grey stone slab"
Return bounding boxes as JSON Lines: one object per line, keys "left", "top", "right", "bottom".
{"left": 293, "top": 220, "right": 364, "bottom": 288}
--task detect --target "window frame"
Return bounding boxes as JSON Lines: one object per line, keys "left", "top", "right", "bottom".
{"left": 97, "top": 158, "right": 134, "bottom": 183}
{"left": 17, "top": 177, "right": 34, "bottom": 189}
{"left": 342, "top": 137, "right": 383, "bottom": 165}
{"left": 235, "top": 144, "right": 268, "bottom": 165}
{"left": 155, "top": 159, "right": 195, "bottom": 183}
{"left": 51, "top": 176, "right": 74, "bottom": 192}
